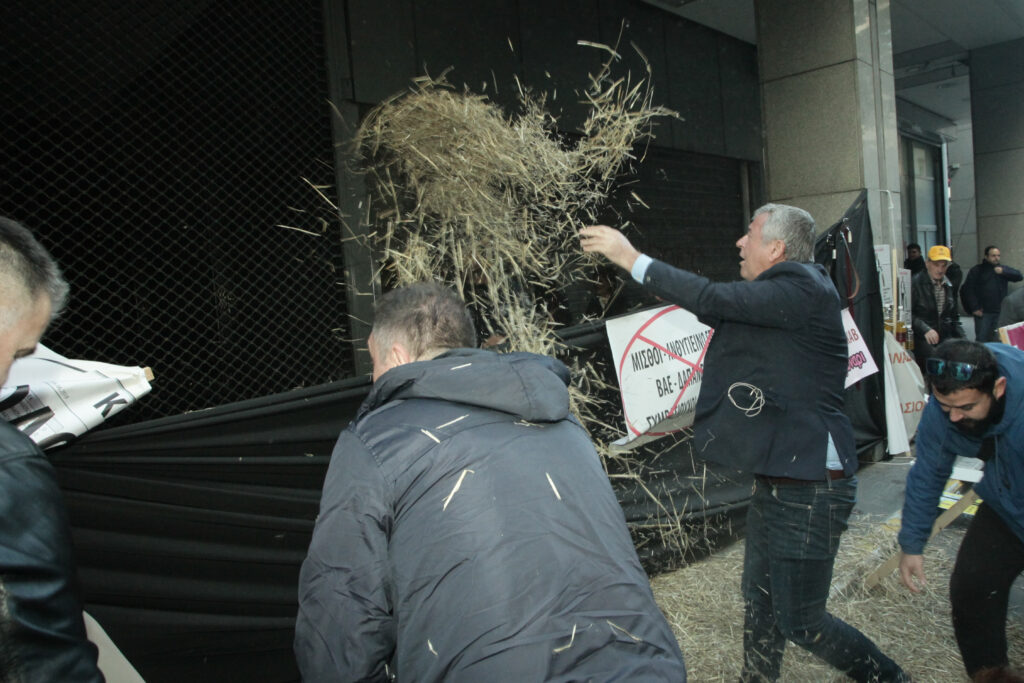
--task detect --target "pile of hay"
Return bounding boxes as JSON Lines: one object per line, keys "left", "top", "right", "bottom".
{"left": 353, "top": 54, "right": 672, "bottom": 357}
{"left": 349, "top": 44, "right": 709, "bottom": 561}
{"left": 652, "top": 517, "right": 1024, "bottom": 681}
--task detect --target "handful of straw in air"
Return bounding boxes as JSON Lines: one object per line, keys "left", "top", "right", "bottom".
{"left": 349, "top": 40, "right": 718, "bottom": 568}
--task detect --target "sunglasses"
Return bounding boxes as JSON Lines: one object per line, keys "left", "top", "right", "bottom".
{"left": 925, "top": 358, "right": 977, "bottom": 381}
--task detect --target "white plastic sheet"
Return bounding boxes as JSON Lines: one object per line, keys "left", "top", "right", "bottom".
{"left": 0, "top": 344, "right": 152, "bottom": 449}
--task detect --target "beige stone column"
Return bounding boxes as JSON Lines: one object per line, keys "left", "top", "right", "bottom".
{"left": 756, "top": 0, "right": 902, "bottom": 246}
{"left": 970, "top": 38, "right": 1024, "bottom": 274}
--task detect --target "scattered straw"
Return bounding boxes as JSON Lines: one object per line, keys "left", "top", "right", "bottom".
{"left": 441, "top": 469, "right": 475, "bottom": 511}
{"left": 651, "top": 517, "right": 1024, "bottom": 681}
{"left": 546, "top": 472, "right": 562, "bottom": 500}
{"left": 436, "top": 415, "right": 468, "bottom": 430}
{"left": 607, "top": 619, "right": 643, "bottom": 642}
{"left": 553, "top": 624, "right": 578, "bottom": 653}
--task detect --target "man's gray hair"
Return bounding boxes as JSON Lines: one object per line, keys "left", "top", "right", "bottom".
{"left": 0, "top": 217, "right": 69, "bottom": 324}
{"left": 752, "top": 203, "right": 816, "bottom": 263}
{"left": 371, "top": 282, "right": 476, "bottom": 361}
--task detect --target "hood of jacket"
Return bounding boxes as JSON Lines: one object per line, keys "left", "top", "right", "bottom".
{"left": 983, "top": 343, "right": 1024, "bottom": 438}
{"left": 940, "top": 343, "right": 1024, "bottom": 455}
{"left": 359, "top": 348, "right": 572, "bottom": 423}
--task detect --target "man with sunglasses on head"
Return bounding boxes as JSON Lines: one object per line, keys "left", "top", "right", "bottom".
{"left": 898, "top": 339, "right": 1024, "bottom": 682}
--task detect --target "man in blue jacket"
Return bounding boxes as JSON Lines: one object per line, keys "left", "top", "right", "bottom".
{"left": 898, "top": 339, "right": 1024, "bottom": 681}
{"left": 295, "top": 282, "right": 686, "bottom": 682}
{"left": 0, "top": 217, "right": 103, "bottom": 681}
{"left": 961, "top": 246, "right": 1023, "bottom": 342}
{"left": 581, "top": 204, "right": 908, "bottom": 682}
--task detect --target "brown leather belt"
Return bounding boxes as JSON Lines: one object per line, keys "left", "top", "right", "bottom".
{"left": 757, "top": 469, "right": 847, "bottom": 486}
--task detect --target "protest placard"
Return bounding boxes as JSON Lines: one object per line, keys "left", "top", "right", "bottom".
{"left": 842, "top": 308, "right": 879, "bottom": 388}
{"left": 604, "top": 305, "right": 713, "bottom": 450}
{"left": 998, "top": 321, "right": 1024, "bottom": 351}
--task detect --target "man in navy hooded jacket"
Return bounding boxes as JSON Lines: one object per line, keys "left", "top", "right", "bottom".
{"left": 294, "top": 282, "right": 686, "bottom": 682}
{"left": 581, "top": 204, "right": 908, "bottom": 682}
{"left": 961, "top": 246, "right": 1023, "bottom": 342}
{"left": 899, "top": 340, "right": 1024, "bottom": 681}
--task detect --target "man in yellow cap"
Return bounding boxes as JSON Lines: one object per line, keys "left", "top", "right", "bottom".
{"left": 911, "top": 245, "right": 966, "bottom": 370}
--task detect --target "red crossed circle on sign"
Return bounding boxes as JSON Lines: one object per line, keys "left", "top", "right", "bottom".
{"left": 617, "top": 305, "right": 714, "bottom": 437}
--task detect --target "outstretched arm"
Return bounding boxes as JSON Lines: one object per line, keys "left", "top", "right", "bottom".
{"left": 579, "top": 225, "right": 642, "bottom": 273}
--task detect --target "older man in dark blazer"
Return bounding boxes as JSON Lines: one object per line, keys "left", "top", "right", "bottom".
{"left": 581, "top": 205, "right": 909, "bottom": 682}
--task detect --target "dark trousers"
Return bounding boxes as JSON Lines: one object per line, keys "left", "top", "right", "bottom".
{"left": 951, "top": 503, "right": 1024, "bottom": 676}
{"left": 740, "top": 476, "right": 906, "bottom": 682}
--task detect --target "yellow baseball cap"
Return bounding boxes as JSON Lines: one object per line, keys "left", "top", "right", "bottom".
{"left": 928, "top": 245, "right": 952, "bottom": 262}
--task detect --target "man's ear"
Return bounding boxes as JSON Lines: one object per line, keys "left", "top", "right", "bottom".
{"left": 994, "top": 376, "right": 1008, "bottom": 401}
{"left": 389, "top": 341, "right": 413, "bottom": 368}
{"left": 770, "top": 239, "right": 787, "bottom": 263}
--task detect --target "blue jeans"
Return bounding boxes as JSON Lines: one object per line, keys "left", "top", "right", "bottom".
{"left": 740, "top": 476, "right": 907, "bottom": 682}
{"left": 975, "top": 312, "right": 999, "bottom": 342}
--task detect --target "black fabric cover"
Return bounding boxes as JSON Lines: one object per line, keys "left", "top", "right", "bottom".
{"left": 813, "top": 189, "right": 887, "bottom": 455}
{"left": 50, "top": 324, "right": 750, "bottom": 682}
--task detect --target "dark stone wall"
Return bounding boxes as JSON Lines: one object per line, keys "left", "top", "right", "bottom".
{"left": 341, "top": 0, "right": 762, "bottom": 160}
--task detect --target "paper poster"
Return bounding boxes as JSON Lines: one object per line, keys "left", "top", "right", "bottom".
{"left": 897, "top": 268, "right": 912, "bottom": 313}
{"left": 0, "top": 344, "right": 152, "bottom": 450}
{"left": 604, "top": 305, "right": 713, "bottom": 450}
{"left": 842, "top": 308, "right": 879, "bottom": 388}
{"left": 874, "top": 245, "right": 893, "bottom": 308}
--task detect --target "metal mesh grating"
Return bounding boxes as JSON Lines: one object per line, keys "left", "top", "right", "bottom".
{"left": 0, "top": 1, "right": 353, "bottom": 425}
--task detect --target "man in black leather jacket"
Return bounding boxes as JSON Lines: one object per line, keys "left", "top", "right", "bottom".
{"left": 0, "top": 217, "right": 103, "bottom": 681}
{"left": 912, "top": 245, "right": 965, "bottom": 370}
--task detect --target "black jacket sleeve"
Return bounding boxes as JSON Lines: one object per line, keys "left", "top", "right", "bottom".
{"left": 643, "top": 259, "right": 817, "bottom": 330}
{"left": 1001, "top": 265, "right": 1023, "bottom": 283}
{"left": 0, "top": 426, "right": 103, "bottom": 682}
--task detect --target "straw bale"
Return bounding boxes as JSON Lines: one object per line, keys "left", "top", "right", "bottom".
{"left": 652, "top": 516, "right": 1024, "bottom": 681}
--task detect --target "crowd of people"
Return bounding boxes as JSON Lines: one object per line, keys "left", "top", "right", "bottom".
{"left": 910, "top": 242, "right": 1023, "bottom": 368}
{"left": 2, "top": 208, "right": 1023, "bottom": 682}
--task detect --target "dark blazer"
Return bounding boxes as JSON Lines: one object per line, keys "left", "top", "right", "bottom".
{"left": 641, "top": 259, "right": 856, "bottom": 479}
